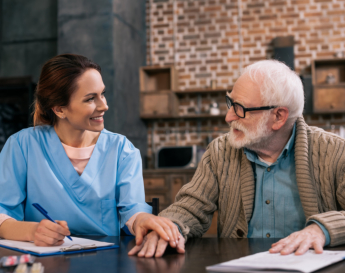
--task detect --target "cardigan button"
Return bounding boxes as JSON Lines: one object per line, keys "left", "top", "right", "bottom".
{"left": 266, "top": 233, "right": 271, "bottom": 238}
{"left": 237, "top": 229, "right": 244, "bottom": 237}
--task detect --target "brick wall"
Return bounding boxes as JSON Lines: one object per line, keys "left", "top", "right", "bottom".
{"left": 144, "top": 0, "right": 345, "bottom": 168}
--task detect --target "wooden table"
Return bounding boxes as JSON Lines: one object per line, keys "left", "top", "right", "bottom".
{"left": 1, "top": 236, "right": 345, "bottom": 273}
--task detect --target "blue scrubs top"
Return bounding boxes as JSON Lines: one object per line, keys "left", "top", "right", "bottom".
{"left": 0, "top": 126, "right": 152, "bottom": 236}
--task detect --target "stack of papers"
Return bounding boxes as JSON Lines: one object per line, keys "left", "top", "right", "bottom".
{"left": 206, "top": 250, "right": 345, "bottom": 273}
{"left": 0, "top": 237, "right": 117, "bottom": 256}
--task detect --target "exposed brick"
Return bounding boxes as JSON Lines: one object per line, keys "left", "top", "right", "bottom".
{"left": 206, "top": 59, "right": 223, "bottom": 64}
{"left": 314, "top": 24, "right": 334, "bottom": 30}
{"left": 259, "top": 14, "right": 277, "bottom": 20}
{"left": 291, "top": 0, "right": 310, "bottom": 5}
{"left": 291, "top": 26, "right": 310, "bottom": 31}
{"left": 270, "top": 1, "right": 287, "bottom": 6}
{"left": 195, "top": 19, "right": 212, "bottom": 25}
{"left": 196, "top": 47, "right": 212, "bottom": 52}
{"left": 204, "top": 5, "right": 222, "bottom": 12}
{"left": 225, "top": 31, "right": 238, "bottom": 37}
{"left": 217, "top": 45, "right": 234, "bottom": 50}
{"left": 249, "top": 56, "right": 266, "bottom": 61}
{"left": 242, "top": 16, "right": 256, "bottom": 22}
{"left": 247, "top": 3, "right": 265, "bottom": 8}
{"left": 281, "top": 13, "right": 300, "bottom": 18}
{"left": 328, "top": 10, "right": 345, "bottom": 15}
{"left": 316, "top": 52, "right": 335, "bottom": 57}
{"left": 183, "top": 34, "right": 200, "bottom": 40}
{"left": 216, "top": 72, "right": 234, "bottom": 77}
{"left": 248, "top": 29, "right": 266, "bottom": 34}
{"left": 185, "top": 60, "right": 202, "bottom": 65}
{"left": 227, "top": 58, "right": 240, "bottom": 62}
{"left": 304, "top": 12, "right": 322, "bottom": 17}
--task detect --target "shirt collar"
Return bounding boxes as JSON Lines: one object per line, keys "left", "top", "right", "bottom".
{"left": 244, "top": 122, "right": 296, "bottom": 163}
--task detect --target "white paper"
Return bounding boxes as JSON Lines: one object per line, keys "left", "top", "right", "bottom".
{"left": 0, "top": 237, "right": 114, "bottom": 254}
{"left": 207, "top": 250, "right": 345, "bottom": 273}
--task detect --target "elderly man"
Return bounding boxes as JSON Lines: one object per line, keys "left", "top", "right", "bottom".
{"left": 129, "top": 60, "right": 345, "bottom": 258}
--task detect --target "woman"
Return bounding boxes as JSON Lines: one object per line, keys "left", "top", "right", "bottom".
{"left": 0, "top": 54, "right": 157, "bottom": 246}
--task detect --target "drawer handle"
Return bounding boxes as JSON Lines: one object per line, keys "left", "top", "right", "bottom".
{"left": 147, "top": 181, "right": 152, "bottom": 186}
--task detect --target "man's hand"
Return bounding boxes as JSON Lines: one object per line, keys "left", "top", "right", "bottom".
{"left": 269, "top": 223, "right": 326, "bottom": 255}
{"left": 128, "top": 231, "right": 185, "bottom": 258}
{"left": 133, "top": 213, "right": 180, "bottom": 248}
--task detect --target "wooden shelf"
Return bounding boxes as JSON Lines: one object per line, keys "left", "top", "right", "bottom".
{"left": 173, "top": 88, "right": 231, "bottom": 95}
{"left": 141, "top": 113, "right": 226, "bottom": 120}
{"left": 140, "top": 88, "right": 231, "bottom": 95}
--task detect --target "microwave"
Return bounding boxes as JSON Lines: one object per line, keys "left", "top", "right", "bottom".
{"left": 155, "top": 145, "right": 205, "bottom": 169}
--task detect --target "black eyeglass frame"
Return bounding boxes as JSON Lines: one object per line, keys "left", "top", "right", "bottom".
{"left": 225, "top": 95, "right": 278, "bottom": 118}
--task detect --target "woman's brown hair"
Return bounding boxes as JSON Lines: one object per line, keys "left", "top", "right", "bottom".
{"left": 33, "top": 54, "right": 101, "bottom": 126}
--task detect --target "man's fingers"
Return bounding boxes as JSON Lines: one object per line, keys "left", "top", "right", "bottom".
{"left": 312, "top": 240, "right": 324, "bottom": 254}
{"left": 270, "top": 239, "right": 289, "bottom": 253}
{"left": 295, "top": 240, "right": 311, "bottom": 255}
{"left": 138, "top": 239, "right": 149, "bottom": 257}
{"left": 280, "top": 237, "right": 303, "bottom": 255}
{"left": 128, "top": 244, "right": 143, "bottom": 256}
{"left": 155, "top": 238, "right": 169, "bottom": 258}
{"left": 145, "top": 233, "right": 159, "bottom": 258}
{"left": 176, "top": 237, "right": 186, "bottom": 254}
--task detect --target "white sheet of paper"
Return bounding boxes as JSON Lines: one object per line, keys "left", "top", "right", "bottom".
{"left": 0, "top": 237, "right": 114, "bottom": 254}
{"left": 206, "top": 250, "right": 345, "bottom": 273}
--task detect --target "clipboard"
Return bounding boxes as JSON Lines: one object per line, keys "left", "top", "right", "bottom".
{"left": 0, "top": 237, "right": 119, "bottom": 257}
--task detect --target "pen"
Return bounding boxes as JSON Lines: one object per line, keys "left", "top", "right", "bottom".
{"left": 32, "top": 203, "right": 72, "bottom": 241}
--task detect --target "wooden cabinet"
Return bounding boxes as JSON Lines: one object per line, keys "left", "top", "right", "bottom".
{"left": 140, "top": 91, "right": 179, "bottom": 117}
{"left": 143, "top": 169, "right": 217, "bottom": 236}
{"left": 140, "top": 66, "right": 178, "bottom": 92}
{"left": 312, "top": 58, "right": 345, "bottom": 113}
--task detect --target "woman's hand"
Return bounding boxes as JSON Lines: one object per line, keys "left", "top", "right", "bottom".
{"left": 133, "top": 214, "right": 181, "bottom": 248}
{"left": 33, "top": 219, "right": 71, "bottom": 246}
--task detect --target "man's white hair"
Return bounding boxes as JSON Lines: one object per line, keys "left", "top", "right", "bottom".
{"left": 242, "top": 60, "right": 304, "bottom": 125}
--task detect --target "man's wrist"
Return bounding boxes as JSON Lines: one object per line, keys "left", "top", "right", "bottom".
{"left": 174, "top": 223, "right": 183, "bottom": 236}
{"left": 307, "top": 220, "right": 330, "bottom": 246}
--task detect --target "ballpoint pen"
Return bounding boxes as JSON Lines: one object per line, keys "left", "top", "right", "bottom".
{"left": 32, "top": 203, "right": 72, "bottom": 241}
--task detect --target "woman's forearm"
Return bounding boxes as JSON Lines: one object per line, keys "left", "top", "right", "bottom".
{"left": 0, "top": 219, "right": 38, "bottom": 241}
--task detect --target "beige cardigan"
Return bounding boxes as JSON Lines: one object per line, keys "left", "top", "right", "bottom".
{"left": 159, "top": 117, "right": 345, "bottom": 247}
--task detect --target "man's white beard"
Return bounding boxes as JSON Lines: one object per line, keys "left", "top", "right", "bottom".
{"left": 228, "top": 112, "right": 273, "bottom": 151}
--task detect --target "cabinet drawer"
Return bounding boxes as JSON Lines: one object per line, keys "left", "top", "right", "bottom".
{"left": 314, "top": 86, "right": 345, "bottom": 113}
{"left": 144, "top": 177, "right": 165, "bottom": 189}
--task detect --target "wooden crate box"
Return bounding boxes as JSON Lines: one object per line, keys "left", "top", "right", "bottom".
{"left": 140, "top": 91, "right": 179, "bottom": 117}
{"left": 140, "top": 66, "right": 178, "bottom": 92}
{"left": 313, "top": 85, "right": 345, "bottom": 113}
{"left": 312, "top": 58, "right": 345, "bottom": 113}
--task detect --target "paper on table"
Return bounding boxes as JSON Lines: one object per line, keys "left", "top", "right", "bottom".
{"left": 206, "top": 250, "right": 345, "bottom": 273}
{"left": 0, "top": 237, "right": 114, "bottom": 254}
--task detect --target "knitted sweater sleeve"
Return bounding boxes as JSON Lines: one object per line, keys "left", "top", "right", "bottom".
{"left": 158, "top": 147, "right": 219, "bottom": 239}
{"left": 307, "top": 132, "right": 345, "bottom": 247}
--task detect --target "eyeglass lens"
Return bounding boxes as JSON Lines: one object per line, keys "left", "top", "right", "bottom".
{"left": 226, "top": 96, "right": 245, "bottom": 118}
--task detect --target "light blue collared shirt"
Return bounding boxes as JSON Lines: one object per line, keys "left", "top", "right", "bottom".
{"left": 245, "top": 124, "right": 330, "bottom": 245}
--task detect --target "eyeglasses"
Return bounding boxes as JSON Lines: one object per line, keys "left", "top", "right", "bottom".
{"left": 225, "top": 95, "right": 277, "bottom": 118}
